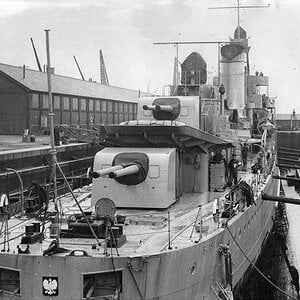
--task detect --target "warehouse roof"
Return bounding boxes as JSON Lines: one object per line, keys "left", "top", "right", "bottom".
{"left": 0, "top": 63, "right": 140, "bottom": 102}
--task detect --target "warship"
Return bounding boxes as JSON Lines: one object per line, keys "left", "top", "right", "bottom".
{"left": 0, "top": 17, "right": 280, "bottom": 300}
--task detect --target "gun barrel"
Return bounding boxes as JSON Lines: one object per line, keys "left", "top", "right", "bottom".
{"left": 143, "top": 105, "right": 156, "bottom": 111}
{"left": 109, "top": 164, "right": 139, "bottom": 179}
{"left": 92, "top": 165, "right": 123, "bottom": 178}
{"left": 155, "top": 105, "right": 173, "bottom": 112}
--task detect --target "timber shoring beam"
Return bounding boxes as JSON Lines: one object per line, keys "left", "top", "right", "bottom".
{"left": 262, "top": 193, "right": 300, "bottom": 205}
{"left": 278, "top": 157, "right": 300, "bottom": 164}
{"left": 273, "top": 175, "right": 300, "bottom": 182}
{"left": 277, "top": 163, "right": 300, "bottom": 170}
{"left": 278, "top": 147, "right": 300, "bottom": 154}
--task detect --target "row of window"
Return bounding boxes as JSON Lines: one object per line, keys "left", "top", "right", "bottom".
{"left": 31, "top": 93, "right": 137, "bottom": 114}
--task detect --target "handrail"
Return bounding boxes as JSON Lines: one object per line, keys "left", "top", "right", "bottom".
{"left": 6, "top": 168, "right": 24, "bottom": 215}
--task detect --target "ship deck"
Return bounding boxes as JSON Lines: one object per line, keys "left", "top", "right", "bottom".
{"left": 0, "top": 167, "right": 263, "bottom": 258}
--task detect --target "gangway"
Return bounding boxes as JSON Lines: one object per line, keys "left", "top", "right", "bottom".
{"left": 59, "top": 125, "right": 106, "bottom": 145}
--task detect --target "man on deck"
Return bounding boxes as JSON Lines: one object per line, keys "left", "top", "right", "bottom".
{"left": 228, "top": 154, "right": 241, "bottom": 186}
{"left": 241, "top": 143, "right": 249, "bottom": 168}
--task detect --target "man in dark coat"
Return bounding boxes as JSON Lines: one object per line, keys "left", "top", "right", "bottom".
{"left": 228, "top": 154, "right": 240, "bottom": 186}
{"left": 54, "top": 126, "right": 60, "bottom": 146}
{"left": 241, "top": 143, "right": 249, "bottom": 167}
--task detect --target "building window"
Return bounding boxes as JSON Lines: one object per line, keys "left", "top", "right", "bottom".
{"left": 53, "top": 96, "right": 60, "bottom": 110}
{"left": 95, "top": 100, "right": 100, "bottom": 112}
{"left": 72, "top": 98, "right": 78, "bottom": 111}
{"left": 129, "top": 104, "right": 133, "bottom": 113}
{"left": 124, "top": 103, "right": 128, "bottom": 113}
{"left": 89, "top": 99, "right": 94, "bottom": 112}
{"left": 31, "top": 93, "right": 39, "bottom": 109}
{"left": 81, "top": 99, "right": 86, "bottom": 111}
{"left": 101, "top": 101, "right": 107, "bottom": 112}
{"left": 118, "top": 102, "right": 123, "bottom": 113}
{"left": 42, "top": 94, "right": 49, "bottom": 109}
{"left": 108, "top": 101, "right": 113, "bottom": 112}
{"left": 63, "top": 97, "right": 70, "bottom": 110}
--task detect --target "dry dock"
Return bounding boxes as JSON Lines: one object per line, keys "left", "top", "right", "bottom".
{"left": 0, "top": 135, "right": 100, "bottom": 194}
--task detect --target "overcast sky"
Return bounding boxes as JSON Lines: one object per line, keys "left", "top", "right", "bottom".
{"left": 0, "top": 0, "right": 298, "bottom": 114}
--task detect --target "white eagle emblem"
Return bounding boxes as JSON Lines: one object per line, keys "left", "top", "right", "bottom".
{"left": 43, "top": 278, "right": 58, "bottom": 295}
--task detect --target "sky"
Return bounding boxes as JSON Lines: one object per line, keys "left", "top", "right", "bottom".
{"left": 0, "top": 0, "right": 299, "bottom": 114}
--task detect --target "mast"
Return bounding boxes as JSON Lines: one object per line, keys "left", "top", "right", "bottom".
{"left": 45, "top": 29, "right": 57, "bottom": 205}
{"left": 208, "top": 1, "right": 270, "bottom": 34}
{"left": 237, "top": 0, "right": 240, "bottom": 38}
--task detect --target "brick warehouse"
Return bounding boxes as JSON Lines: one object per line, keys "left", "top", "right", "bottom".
{"left": 0, "top": 63, "right": 141, "bottom": 135}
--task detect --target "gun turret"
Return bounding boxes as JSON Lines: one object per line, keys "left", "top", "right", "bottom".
{"left": 143, "top": 104, "right": 174, "bottom": 112}
{"left": 92, "top": 165, "right": 123, "bottom": 178}
{"left": 109, "top": 164, "right": 140, "bottom": 178}
{"left": 155, "top": 105, "right": 173, "bottom": 112}
{"left": 143, "top": 105, "right": 156, "bottom": 111}
{"left": 143, "top": 98, "right": 181, "bottom": 121}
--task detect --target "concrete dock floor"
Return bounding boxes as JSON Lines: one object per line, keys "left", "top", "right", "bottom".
{"left": 0, "top": 135, "right": 51, "bottom": 151}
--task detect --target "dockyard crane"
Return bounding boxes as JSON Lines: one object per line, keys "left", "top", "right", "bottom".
{"left": 99, "top": 50, "right": 109, "bottom": 85}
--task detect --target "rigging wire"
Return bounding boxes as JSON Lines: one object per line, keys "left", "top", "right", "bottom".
{"left": 226, "top": 226, "right": 298, "bottom": 300}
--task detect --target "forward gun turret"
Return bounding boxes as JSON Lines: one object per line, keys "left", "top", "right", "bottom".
{"left": 109, "top": 164, "right": 140, "bottom": 178}
{"left": 143, "top": 104, "right": 174, "bottom": 112}
{"left": 155, "top": 105, "right": 174, "bottom": 112}
{"left": 142, "top": 98, "right": 181, "bottom": 120}
{"left": 92, "top": 165, "right": 123, "bottom": 178}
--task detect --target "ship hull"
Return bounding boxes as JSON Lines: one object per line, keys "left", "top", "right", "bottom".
{"left": 0, "top": 167, "right": 279, "bottom": 300}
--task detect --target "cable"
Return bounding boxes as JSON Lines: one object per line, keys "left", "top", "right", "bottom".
{"left": 226, "top": 226, "right": 298, "bottom": 300}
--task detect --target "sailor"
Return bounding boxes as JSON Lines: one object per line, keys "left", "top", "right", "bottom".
{"left": 212, "top": 198, "right": 219, "bottom": 225}
{"left": 241, "top": 143, "right": 249, "bottom": 167}
{"left": 0, "top": 193, "right": 8, "bottom": 214}
{"left": 213, "top": 150, "right": 225, "bottom": 164}
{"left": 228, "top": 154, "right": 240, "bottom": 186}
{"left": 54, "top": 126, "right": 60, "bottom": 146}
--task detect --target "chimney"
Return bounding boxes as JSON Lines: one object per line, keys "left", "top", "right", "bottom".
{"left": 23, "top": 64, "right": 26, "bottom": 79}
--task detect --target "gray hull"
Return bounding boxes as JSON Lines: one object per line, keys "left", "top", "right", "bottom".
{"left": 0, "top": 169, "right": 279, "bottom": 300}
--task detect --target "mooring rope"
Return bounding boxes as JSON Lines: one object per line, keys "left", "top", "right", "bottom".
{"left": 226, "top": 226, "right": 298, "bottom": 300}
